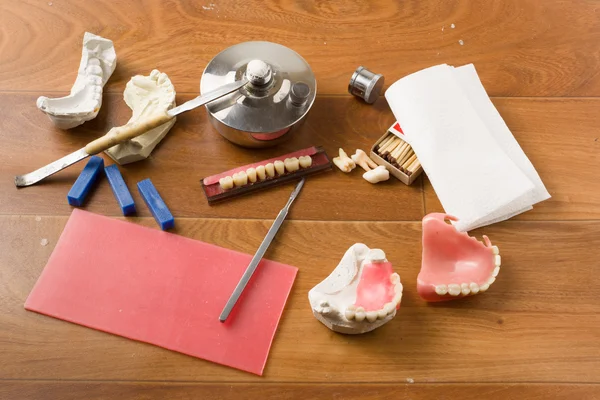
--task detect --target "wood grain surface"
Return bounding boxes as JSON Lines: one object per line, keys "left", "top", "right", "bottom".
{"left": 1, "top": 0, "right": 599, "bottom": 399}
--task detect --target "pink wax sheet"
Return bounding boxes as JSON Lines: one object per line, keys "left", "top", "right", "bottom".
{"left": 25, "top": 209, "right": 298, "bottom": 375}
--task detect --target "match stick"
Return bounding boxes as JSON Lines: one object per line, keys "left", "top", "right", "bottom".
{"left": 379, "top": 138, "right": 398, "bottom": 155}
{"left": 408, "top": 160, "right": 421, "bottom": 174}
{"left": 405, "top": 157, "right": 419, "bottom": 173}
{"left": 390, "top": 142, "right": 408, "bottom": 162}
{"left": 377, "top": 135, "right": 395, "bottom": 151}
{"left": 396, "top": 148, "right": 414, "bottom": 168}
{"left": 401, "top": 154, "right": 416, "bottom": 171}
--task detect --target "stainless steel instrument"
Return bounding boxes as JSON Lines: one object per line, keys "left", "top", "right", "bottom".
{"left": 15, "top": 79, "right": 248, "bottom": 187}
{"left": 219, "top": 178, "right": 305, "bottom": 322}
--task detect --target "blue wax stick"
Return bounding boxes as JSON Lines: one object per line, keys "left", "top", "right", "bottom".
{"left": 105, "top": 165, "right": 136, "bottom": 215}
{"left": 67, "top": 156, "right": 104, "bottom": 207}
{"left": 137, "top": 178, "right": 174, "bottom": 230}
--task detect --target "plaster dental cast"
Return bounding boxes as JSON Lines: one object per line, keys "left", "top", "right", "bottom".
{"left": 37, "top": 32, "right": 116, "bottom": 129}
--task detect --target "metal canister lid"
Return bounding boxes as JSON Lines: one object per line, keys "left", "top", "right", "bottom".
{"left": 200, "top": 41, "right": 317, "bottom": 133}
{"left": 348, "top": 66, "right": 384, "bottom": 104}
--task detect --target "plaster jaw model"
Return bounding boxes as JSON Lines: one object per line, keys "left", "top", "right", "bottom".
{"left": 104, "top": 70, "right": 177, "bottom": 165}
{"left": 308, "top": 243, "right": 403, "bottom": 335}
{"left": 36, "top": 32, "right": 116, "bottom": 129}
{"left": 417, "top": 213, "right": 501, "bottom": 302}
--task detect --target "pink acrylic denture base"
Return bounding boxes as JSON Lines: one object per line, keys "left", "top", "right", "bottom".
{"left": 354, "top": 261, "right": 396, "bottom": 311}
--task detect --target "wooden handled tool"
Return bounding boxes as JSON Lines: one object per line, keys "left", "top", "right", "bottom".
{"left": 15, "top": 79, "right": 248, "bottom": 187}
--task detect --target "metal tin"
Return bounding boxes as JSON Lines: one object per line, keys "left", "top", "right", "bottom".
{"left": 348, "top": 66, "right": 384, "bottom": 104}
{"left": 200, "top": 41, "right": 317, "bottom": 148}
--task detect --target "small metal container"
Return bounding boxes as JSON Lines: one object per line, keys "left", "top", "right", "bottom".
{"left": 348, "top": 66, "right": 384, "bottom": 104}
{"left": 200, "top": 41, "right": 317, "bottom": 148}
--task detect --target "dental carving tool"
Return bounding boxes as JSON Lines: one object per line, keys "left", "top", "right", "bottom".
{"left": 15, "top": 79, "right": 248, "bottom": 187}
{"left": 219, "top": 178, "right": 305, "bottom": 322}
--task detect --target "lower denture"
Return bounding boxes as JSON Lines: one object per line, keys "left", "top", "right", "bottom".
{"left": 417, "top": 213, "right": 500, "bottom": 302}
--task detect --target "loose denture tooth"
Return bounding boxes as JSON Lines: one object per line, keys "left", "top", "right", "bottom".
{"left": 265, "top": 163, "right": 275, "bottom": 177}
{"left": 284, "top": 157, "right": 300, "bottom": 172}
{"left": 233, "top": 171, "right": 248, "bottom": 187}
{"left": 219, "top": 176, "right": 234, "bottom": 190}
{"left": 256, "top": 165, "right": 266, "bottom": 180}
{"left": 492, "top": 266, "right": 500, "bottom": 277}
{"left": 447, "top": 284, "right": 461, "bottom": 296}
{"left": 435, "top": 284, "right": 448, "bottom": 295}
{"left": 246, "top": 167, "right": 257, "bottom": 183}
{"left": 366, "top": 311, "right": 378, "bottom": 323}
{"left": 469, "top": 282, "right": 480, "bottom": 294}
{"left": 274, "top": 160, "right": 285, "bottom": 175}
{"left": 494, "top": 255, "right": 501, "bottom": 267}
{"left": 299, "top": 155, "right": 312, "bottom": 168}
{"left": 461, "top": 283, "right": 470, "bottom": 295}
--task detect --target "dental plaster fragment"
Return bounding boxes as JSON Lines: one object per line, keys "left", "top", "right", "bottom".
{"left": 37, "top": 32, "right": 116, "bottom": 129}
{"left": 417, "top": 213, "right": 501, "bottom": 302}
{"left": 274, "top": 160, "right": 285, "bottom": 175}
{"left": 105, "top": 69, "right": 177, "bottom": 164}
{"left": 284, "top": 158, "right": 300, "bottom": 172}
{"left": 256, "top": 165, "right": 267, "bottom": 180}
{"left": 351, "top": 149, "right": 378, "bottom": 172}
{"left": 308, "top": 243, "right": 403, "bottom": 334}
{"left": 363, "top": 165, "right": 390, "bottom": 184}
{"left": 332, "top": 148, "right": 355, "bottom": 172}
{"left": 299, "top": 155, "right": 312, "bottom": 168}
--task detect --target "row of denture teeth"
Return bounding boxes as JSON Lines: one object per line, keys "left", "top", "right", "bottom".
{"left": 219, "top": 156, "right": 313, "bottom": 190}
{"left": 435, "top": 249, "right": 501, "bottom": 296}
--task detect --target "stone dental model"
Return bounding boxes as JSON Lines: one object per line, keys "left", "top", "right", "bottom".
{"left": 308, "top": 243, "right": 402, "bottom": 334}
{"left": 417, "top": 213, "right": 501, "bottom": 302}
{"left": 105, "top": 69, "right": 177, "bottom": 164}
{"left": 37, "top": 32, "right": 117, "bottom": 129}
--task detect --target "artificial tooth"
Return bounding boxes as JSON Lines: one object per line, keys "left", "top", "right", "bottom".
{"left": 377, "top": 309, "right": 387, "bottom": 319}
{"left": 150, "top": 69, "right": 160, "bottom": 80}
{"left": 274, "top": 160, "right": 285, "bottom": 175}
{"left": 355, "top": 307, "right": 366, "bottom": 322}
{"left": 246, "top": 167, "right": 257, "bottom": 183}
{"left": 347, "top": 305, "right": 356, "bottom": 311}
{"left": 448, "top": 284, "right": 461, "bottom": 296}
{"left": 256, "top": 165, "right": 266, "bottom": 180}
{"left": 461, "top": 283, "right": 470, "bottom": 295}
{"left": 487, "top": 276, "right": 496, "bottom": 285}
{"left": 479, "top": 283, "right": 490, "bottom": 292}
{"left": 469, "top": 282, "right": 480, "bottom": 294}
{"left": 158, "top": 73, "right": 168, "bottom": 85}
{"left": 233, "top": 171, "right": 248, "bottom": 187}
{"left": 435, "top": 285, "right": 448, "bottom": 295}
{"left": 219, "top": 176, "right": 234, "bottom": 190}
{"left": 284, "top": 157, "right": 300, "bottom": 172}
{"left": 345, "top": 309, "right": 355, "bottom": 320}
{"left": 393, "top": 293, "right": 402, "bottom": 305}
{"left": 491, "top": 246, "right": 499, "bottom": 255}
{"left": 494, "top": 255, "right": 501, "bottom": 267}
{"left": 366, "top": 311, "right": 378, "bottom": 322}
{"left": 383, "top": 302, "right": 395, "bottom": 315}
{"left": 492, "top": 266, "right": 500, "bottom": 277}
{"left": 299, "top": 155, "right": 312, "bottom": 168}
{"left": 265, "top": 163, "right": 275, "bottom": 177}
{"left": 390, "top": 273, "right": 400, "bottom": 284}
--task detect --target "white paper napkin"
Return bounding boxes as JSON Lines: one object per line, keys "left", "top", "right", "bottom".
{"left": 385, "top": 64, "right": 550, "bottom": 231}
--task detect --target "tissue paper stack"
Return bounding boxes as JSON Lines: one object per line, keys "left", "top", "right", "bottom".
{"left": 385, "top": 64, "right": 550, "bottom": 231}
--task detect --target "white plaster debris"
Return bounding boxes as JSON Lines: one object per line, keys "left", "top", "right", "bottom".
{"left": 459, "top": 39, "right": 464, "bottom": 45}
{"left": 35, "top": 216, "right": 41, "bottom": 222}
{"left": 451, "top": 23, "right": 456, "bottom": 28}
{"left": 40, "top": 238, "right": 49, "bottom": 246}
{"left": 406, "top": 378, "right": 415, "bottom": 384}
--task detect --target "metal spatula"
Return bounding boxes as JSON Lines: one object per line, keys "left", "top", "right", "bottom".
{"left": 15, "top": 79, "right": 248, "bottom": 187}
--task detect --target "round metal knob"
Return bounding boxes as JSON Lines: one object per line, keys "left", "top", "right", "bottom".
{"left": 246, "top": 59, "right": 272, "bottom": 86}
{"left": 289, "top": 82, "right": 310, "bottom": 106}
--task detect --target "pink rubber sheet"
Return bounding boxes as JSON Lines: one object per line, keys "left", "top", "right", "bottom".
{"left": 25, "top": 209, "right": 298, "bottom": 375}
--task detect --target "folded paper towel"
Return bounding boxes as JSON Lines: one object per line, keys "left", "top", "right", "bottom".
{"left": 385, "top": 64, "right": 550, "bottom": 231}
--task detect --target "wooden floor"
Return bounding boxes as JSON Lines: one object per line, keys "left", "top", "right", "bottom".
{"left": 1, "top": 1, "right": 599, "bottom": 399}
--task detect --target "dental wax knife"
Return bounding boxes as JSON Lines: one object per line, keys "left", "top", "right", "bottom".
{"left": 14, "top": 79, "right": 248, "bottom": 187}
{"left": 219, "top": 178, "right": 305, "bottom": 323}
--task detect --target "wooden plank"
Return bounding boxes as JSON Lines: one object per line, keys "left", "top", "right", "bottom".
{"left": 1, "top": 0, "right": 600, "bottom": 96}
{"left": 1, "top": 382, "right": 598, "bottom": 400}
{"left": 1, "top": 216, "right": 599, "bottom": 382}
{"left": 0, "top": 93, "right": 422, "bottom": 220}
{"left": 423, "top": 98, "right": 600, "bottom": 220}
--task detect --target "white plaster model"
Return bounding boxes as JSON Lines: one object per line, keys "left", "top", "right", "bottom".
{"left": 363, "top": 165, "right": 390, "bottom": 183}
{"left": 351, "top": 149, "right": 378, "bottom": 172}
{"left": 105, "top": 69, "right": 177, "bottom": 164}
{"left": 308, "top": 243, "right": 403, "bottom": 335}
{"left": 37, "top": 32, "right": 116, "bottom": 129}
{"left": 333, "top": 148, "right": 356, "bottom": 172}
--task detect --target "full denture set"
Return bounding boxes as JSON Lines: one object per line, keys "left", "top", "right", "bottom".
{"left": 21, "top": 35, "right": 552, "bottom": 373}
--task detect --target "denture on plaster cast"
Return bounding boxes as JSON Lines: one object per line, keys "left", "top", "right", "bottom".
{"left": 417, "top": 213, "right": 501, "bottom": 302}
{"left": 105, "top": 70, "right": 177, "bottom": 164}
{"left": 308, "top": 244, "right": 403, "bottom": 334}
{"left": 37, "top": 32, "right": 117, "bottom": 129}
{"left": 200, "top": 146, "right": 332, "bottom": 204}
